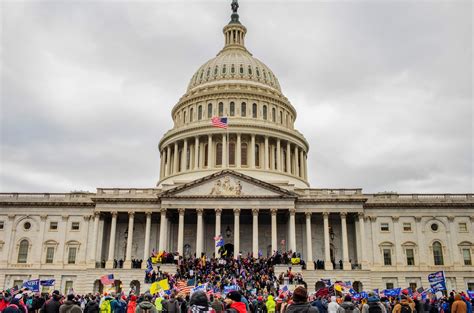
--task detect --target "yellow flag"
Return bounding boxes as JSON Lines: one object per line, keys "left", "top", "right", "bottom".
{"left": 158, "top": 278, "right": 170, "bottom": 291}
{"left": 335, "top": 284, "right": 343, "bottom": 292}
{"left": 150, "top": 282, "right": 161, "bottom": 295}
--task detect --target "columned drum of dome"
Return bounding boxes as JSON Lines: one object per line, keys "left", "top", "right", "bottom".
{"left": 158, "top": 3, "right": 310, "bottom": 188}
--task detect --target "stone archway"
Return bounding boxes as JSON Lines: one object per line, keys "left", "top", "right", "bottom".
{"left": 130, "top": 280, "right": 140, "bottom": 295}
{"left": 353, "top": 281, "right": 363, "bottom": 293}
{"left": 93, "top": 280, "right": 104, "bottom": 294}
{"left": 315, "top": 281, "right": 326, "bottom": 291}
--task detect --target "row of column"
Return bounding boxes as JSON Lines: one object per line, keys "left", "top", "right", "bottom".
{"left": 160, "top": 134, "right": 308, "bottom": 179}
{"left": 93, "top": 210, "right": 363, "bottom": 270}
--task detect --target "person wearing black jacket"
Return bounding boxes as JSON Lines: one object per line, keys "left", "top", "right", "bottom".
{"left": 84, "top": 296, "right": 100, "bottom": 313}
{"left": 41, "top": 291, "right": 62, "bottom": 313}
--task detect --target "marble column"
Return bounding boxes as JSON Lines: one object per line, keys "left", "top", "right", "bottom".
{"left": 142, "top": 211, "right": 152, "bottom": 269}
{"left": 159, "top": 151, "right": 164, "bottom": 179}
{"left": 177, "top": 209, "right": 185, "bottom": 256}
{"left": 158, "top": 209, "right": 167, "bottom": 251}
{"left": 289, "top": 209, "right": 296, "bottom": 252}
{"left": 234, "top": 209, "right": 240, "bottom": 258}
{"left": 124, "top": 212, "right": 135, "bottom": 269}
{"left": 294, "top": 146, "right": 299, "bottom": 177}
{"left": 271, "top": 209, "right": 278, "bottom": 253}
{"left": 89, "top": 212, "right": 100, "bottom": 266}
{"left": 300, "top": 150, "right": 305, "bottom": 179}
{"left": 173, "top": 142, "right": 179, "bottom": 173}
{"left": 264, "top": 136, "right": 269, "bottom": 170}
{"left": 106, "top": 211, "right": 118, "bottom": 269}
{"left": 252, "top": 209, "right": 259, "bottom": 258}
{"left": 196, "top": 209, "right": 204, "bottom": 258}
{"left": 358, "top": 213, "right": 367, "bottom": 269}
{"left": 305, "top": 212, "right": 314, "bottom": 270}
{"left": 222, "top": 133, "right": 227, "bottom": 168}
{"left": 208, "top": 135, "right": 213, "bottom": 168}
{"left": 236, "top": 134, "right": 241, "bottom": 168}
{"left": 340, "top": 212, "right": 350, "bottom": 270}
{"left": 166, "top": 145, "right": 171, "bottom": 176}
{"left": 276, "top": 139, "right": 281, "bottom": 171}
{"left": 194, "top": 137, "right": 199, "bottom": 169}
{"left": 215, "top": 209, "right": 222, "bottom": 257}
{"left": 251, "top": 134, "right": 256, "bottom": 168}
{"left": 182, "top": 139, "right": 188, "bottom": 171}
{"left": 323, "top": 212, "right": 333, "bottom": 270}
{"left": 286, "top": 142, "right": 291, "bottom": 174}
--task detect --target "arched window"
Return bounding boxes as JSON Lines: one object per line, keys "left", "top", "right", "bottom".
{"left": 222, "top": 64, "right": 226, "bottom": 74}
{"left": 241, "top": 143, "right": 248, "bottom": 166}
{"left": 252, "top": 103, "right": 257, "bottom": 118}
{"left": 198, "top": 105, "right": 203, "bottom": 120}
{"left": 207, "top": 103, "right": 213, "bottom": 118}
{"left": 218, "top": 102, "right": 224, "bottom": 117}
{"left": 189, "top": 108, "right": 194, "bottom": 122}
{"left": 263, "top": 105, "right": 267, "bottom": 120}
{"left": 18, "top": 239, "right": 29, "bottom": 263}
{"left": 433, "top": 241, "right": 444, "bottom": 265}
{"left": 272, "top": 108, "right": 276, "bottom": 122}
{"left": 241, "top": 102, "right": 246, "bottom": 117}
{"left": 255, "top": 144, "right": 260, "bottom": 167}
{"left": 183, "top": 111, "right": 187, "bottom": 124}
{"left": 231, "top": 64, "right": 235, "bottom": 74}
{"left": 204, "top": 144, "right": 208, "bottom": 167}
{"left": 280, "top": 111, "right": 283, "bottom": 124}
{"left": 239, "top": 65, "right": 244, "bottom": 74}
{"left": 248, "top": 66, "right": 252, "bottom": 75}
{"left": 229, "top": 142, "right": 235, "bottom": 166}
{"left": 230, "top": 102, "right": 235, "bottom": 116}
{"left": 216, "top": 143, "right": 223, "bottom": 166}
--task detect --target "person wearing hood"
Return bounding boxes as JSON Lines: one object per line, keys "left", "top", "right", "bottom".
{"left": 266, "top": 295, "right": 276, "bottom": 313}
{"left": 59, "top": 294, "right": 81, "bottom": 313}
{"left": 361, "top": 292, "right": 387, "bottom": 313}
{"left": 391, "top": 295, "right": 412, "bottom": 313}
{"left": 451, "top": 294, "right": 467, "bottom": 313}
{"left": 188, "top": 290, "right": 215, "bottom": 313}
{"left": 164, "top": 295, "right": 180, "bottom": 313}
{"left": 285, "top": 287, "right": 318, "bottom": 313}
{"left": 328, "top": 297, "right": 340, "bottom": 313}
{"left": 224, "top": 291, "right": 247, "bottom": 313}
{"left": 84, "top": 296, "right": 100, "bottom": 313}
{"left": 42, "top": 291, "right": 62, "bottom": 313}
{"left": 127, "top": 296, "right": 137, "bottom": 313}
{"left": 135, "top": 294, "right": 157, "bottom": 313}
{"left": 337, "top": 296, "right": 360, "bottom": 313}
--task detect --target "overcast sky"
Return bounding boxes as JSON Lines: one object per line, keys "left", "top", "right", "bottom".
{"left": 1, "top": 0, "right": 472, "bottom": 193}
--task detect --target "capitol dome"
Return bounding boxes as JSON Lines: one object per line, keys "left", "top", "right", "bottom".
{"left": 157, "top": 4, "right": 310, "bottom": 189}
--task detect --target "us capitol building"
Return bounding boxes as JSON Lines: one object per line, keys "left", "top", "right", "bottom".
{"left": 1, "top": 2, "right": 473, "bottom": 295}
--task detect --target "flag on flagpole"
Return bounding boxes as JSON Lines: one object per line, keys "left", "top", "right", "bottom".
{"left": 211, "top": 116, "right": 228, "bottom": 129}
{"left": 100, "top": 274, "right": 115, "bottom": 285}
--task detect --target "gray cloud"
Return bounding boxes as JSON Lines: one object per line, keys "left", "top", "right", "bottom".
{"left": 1, "top": 0, "right": 472, "bottom": 193}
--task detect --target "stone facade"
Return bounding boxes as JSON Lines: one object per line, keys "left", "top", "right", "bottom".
{"left": 1, "top": 2, "right": 473, "bottom": 295}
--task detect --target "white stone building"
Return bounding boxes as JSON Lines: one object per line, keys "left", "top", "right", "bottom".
{"left": 1, "top": 2, "right": 473, "bottom": 295}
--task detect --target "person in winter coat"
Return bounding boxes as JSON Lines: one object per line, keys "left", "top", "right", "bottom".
{"left": 265, "top": 296, "right": 275, "bottom": 313}
{"left": 0, "top": 293, "right": 10, "bottom": 312}
{"left": 224, "top": 291, "right": 247, "bottom": 313}
{"left": 127, "top": 296, "right": 137, "bottom": 313}
{"left": 285, "top": 287, "right": 318, "bottom": 313}
{"left": 210, "top": 295, "right": 224, "bottom": 313}
{"left": 4, "top": 297, "right": 23, "bottom": 313}
{"left": 59, "top": 294, "right": 82, "bottom": 313}
{"left": 451, "top": 294, "right": 467, "bottom": 313}
{"left": 338, "top": 296, "right": 360, "bottom": 313}
{"left": 84, "top": 296, "right": 100, "bottom": 313}
{"left": 328, "top": 297, "right": 340, "bottom": 313}
{"left": 42, "top": 291, "right": 62, "bottom": 313}
{"left": 361, "top": 294, "right": 387, "bottom": 313}
{"left": 163, "top": 295, "right": 180, "bottom": 313}
{"left": 392, "top": 296, "right": 414, "bottom": 313}
{"left": 188, "top": 291, "right": 215, "bottom": 313}
{"left": 135, "top": 294, "right": 157, "bottom": 313}
{"left": 154, "top": 297, "right": 163, "bottom": 313}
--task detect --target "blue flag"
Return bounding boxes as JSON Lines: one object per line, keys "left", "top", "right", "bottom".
{"left": 40, "top": 279, "right": 55, "bottom": 287}
{"left": 216, "top": 238, "right": 224, "bottom": 247}
{"left": 22, "top": 279, "right": 40, "bottom": 292}
{"left": 428, "top": 271, "right": 446, "bottom": 291}
{"left": 146, "top": 258, "right": 153, "bottom": 273}
{"left": 360, "top": 291, "right": 368, "bottom": 299}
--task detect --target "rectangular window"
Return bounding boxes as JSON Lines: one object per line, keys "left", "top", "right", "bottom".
{"left": 46, "top": 247, "right": 55, "bottom": 263}
{"left": 406, "top": 248, "right": 415, "bottom": 266}
{"left": 380, "top": 223, "right": 390, "bottom": 232}
{"left": 49, "top": 222, "right": 58, "bottom": 231}
{"left": 403, "top": 223, "right": 412, "bottom": 232}
{"left": 468, "top": 283, "right": 474, "bottom": 291}
{"left": 65, "top": 281, "right": 73, "bottom": 294}
{"left": 230, "top": 102, "right": 235, "bottom": 116}
{"left": 13, "top": 280, "right": 23, "bottom": 288}
{"left": 241, "top": 103, "right": 246, "bottom": 117}
{"left": 459, "top": 223, "right": 468, "bottom": 232}
{"left": 386, "top": 283, "right": 394, "bottom": 290}
{"left": 0, "top": 221, "right": 4, "bottom": 230}
{"left": 71, "top": 222, "right": 80, "bottom": 231}
{"left": 68, "top": 247, "right": 77, "bottom": 264}
{"left": 463, "top": 248, "right": 472, "bottom": 265}
{"left": 207, "top": 103, "right": 213, "bottom": 118}
{"left": 383, "top": 249, "right": 392, "bottom": 266}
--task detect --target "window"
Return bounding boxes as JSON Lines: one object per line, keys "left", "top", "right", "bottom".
{"left": 222, "top": 64, "right": 226, "bottom": 73}
{"left": 431, "top": 223, "right": 439, "bottom": 232}
{"left": 468, "top": 283, "right": 474, "bottom": 291}
{"left": 409, "top": 283, "right": 417, "bottom": 291}
{"left": 403, "top": 223, "right": 412, "bottom": 232}
{"left": 433, "top": 241, "right": 444, "bottom": 265}
{"left": 71, "top": 222, "right": 80, "bottom": 231}
{"left": 383, "top": 249, "right": 392, "bottom": 266}
{"left": 68, "top": 247, "right": 77, "bottom": 264}
{"left": 386, "top": 283, "right": 394, "bottom": 289}
{"left": 218, "top": 102, "right": 224, "bottom": 117}
{"left": 183, "top": 111, "right": 186, "bottom": 124}
{"left": 239, "top": 65, "right": 244, "bottom": 74}
{"left": 263, "top": 105, "right": 267, "bottom": 120}
{"left": 252, "top": 103, "right": 257, "bottom": 118}
{"left": 459, "top": 223, "right": 468, "bottom": 232}
{"left": 272, "top": 108, "right": 276, "bottom": 122}
{"left": 241, "top": 143, "right": 248, "bottom": 166}
{"left": 190, "top": 108, "right": 194, "bottom": 122}
{"left": 18, "top": 239, "right": 29, "bottom": 263}
{"left": 231, "top": 64, "right": 235, "bottom": 74}
{"left": 46, "top": 247, "right": 55, "bottom": 263}
{"left": 248, "top": 66, "right": 252, "bottom": 75}
{"left": 229, "top": 143, "right": 235, "bottom": 166}
{"left": 64, "top": 281, "right": 73, "bottom": 294}
{"left": 198, "top": 105, "right": 203, "bottom": 120}
{"left": 380, "top": 223, "right": 390, "bottom": 232}
{"left": 186, "top": 148, "right": 190, "bottom": 170}
{"left": 241, "top": 102, "right": 246, "bottom": 117}
{"left": 204, "top": 144, "right": 208, "bottom": 167}
{"left": 207, "top": 103, "right": 213, "bottom": 118}
{"left": 0, "top": 221, "right": 4, "bottom": 230}
{"left": 216, "top": 143, "right": 223, "bottom": 166}
{"left": 24, "top": 222, "right": 31, "bottom": 230}
{"left": 255, "top": 144, "right": 260, "bottom": 167}
{"left": 280, "top": 111, "right": 283, "bottom": 124}
{"left": 49, "top": 222, "right": 58, "bottom": 231}
{"left": 406, "top": 248, "right": 415, "bottom": 266}
{"left": 230, "top": 102, "right": 235, "bottom": 116}
{"left": 13, "top": 280, "right": 23, "bottom": 288}
{"left": 463, "top": 248, "right": 472, "bottom": 265}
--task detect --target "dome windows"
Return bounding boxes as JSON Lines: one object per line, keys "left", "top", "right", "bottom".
{"left": 252, "top": 103, "right": 257, "bottom": 118}
{"left": 198, "top": 105, "right": 203, "bottom": 120}
{"left": 218, "top": 102, "right": 224, "bottom": 117}
{"left": 239, "top": 65, "right": 244, "bottom": 74}
{"left": 230, "top": 102, "right": 235, "bottom": 116}
{"left": 189, "top": 108, "right": 194, "bottom": 122}
{"left": 248, "top": 66, "right": 252, "bottom": 75}
{"left": 207, "top": 103, "right": 213, "bottom": 118}
{"left": 263, "top": 105, "right": 268, "bottom": 120}
{"left": 222, "top": 64, "right": 226, "bottom": 74}
{"left": 231, "top": 64, "right": 235, "bottom": 74}
{"left": 256, "top": 67, "right": 260, "bottom": 77}
{"left": 214, "top": 66, "right": 218, "bottom": 76}
{"left": 241, "top": 102, "right": 246, "bottom": 117}
{"left": 272, "top": 108, "right": 276, "bottom": 122}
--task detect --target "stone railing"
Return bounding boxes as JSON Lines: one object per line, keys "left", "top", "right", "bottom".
{"left": 0, "top": 192, "right": 94, "bottom": 201}
{"left": 296, "top": 189, "right": 363, "bottom": 198}
{"left": 95, "top": 188, "right": 159, "bottom": 196}
{"left": 368, "top": 193, "right": 474, "bottom": 202}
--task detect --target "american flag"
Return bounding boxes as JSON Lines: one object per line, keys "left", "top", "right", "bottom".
{"left": 211, "top": 116, "right": 228, "bottom": 129}
{"left": 100, "top": 274, "right": 114, "bottom": 285}
{"left": 175, "top": 280, "right": 193, "bottom": 296}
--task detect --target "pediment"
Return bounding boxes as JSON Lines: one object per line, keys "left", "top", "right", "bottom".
{"left": 160, "top": 170, "right": 296, "bottom": 198}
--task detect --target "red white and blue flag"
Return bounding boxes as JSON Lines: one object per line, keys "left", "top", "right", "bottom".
{"left": 100, "top": 274, "right": 115, "bottom": 285}
{"left": 214, "top": 234, "right": 224, "bottom": 247}
{"left": 211, "top": 116, "right": 228, "bottom": 129}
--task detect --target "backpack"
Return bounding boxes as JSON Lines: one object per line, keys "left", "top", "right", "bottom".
{"left": 257, "top": 302, "right": 266, "bottom": 313}
{"left": 368, "top": 302, "right": 382, "bottom": 313}
{"left": 400, "top": 304, "right": 412, "bottom": 313}
{"left": 100, "top": 300, "right": 111, "bottom": 313}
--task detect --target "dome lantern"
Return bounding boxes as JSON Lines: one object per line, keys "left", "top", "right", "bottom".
{"left": 222, "top": 0, "right": 247, "bottom": 52}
